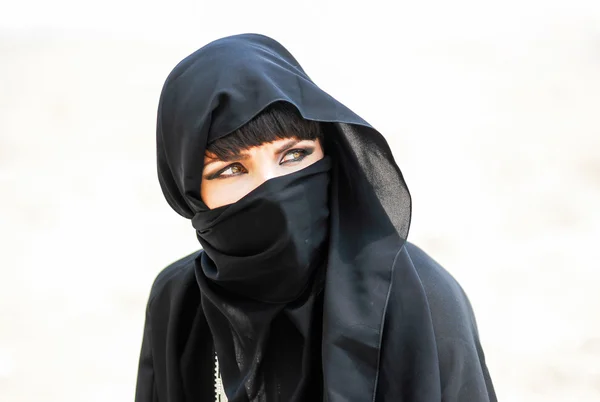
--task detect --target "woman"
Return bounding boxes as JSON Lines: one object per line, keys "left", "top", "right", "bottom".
{"left": 135, "top": 34, "right": 497, "bottom": 402}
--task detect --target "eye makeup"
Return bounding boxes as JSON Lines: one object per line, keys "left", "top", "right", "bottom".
{"left": 204, "top": 163, "right": 247, "bottom": 180}
{"left": 279, "top": 148, "right": 314, "bottom": 164}
{"left": 203, "top": 142, "right": 317, "bottom": 181}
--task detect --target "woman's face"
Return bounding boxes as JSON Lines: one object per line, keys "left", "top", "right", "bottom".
{"left": 201, "top": 138, "right": 325, "bottom": 209}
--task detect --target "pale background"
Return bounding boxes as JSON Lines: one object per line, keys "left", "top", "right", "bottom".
{"left": 1, "top": 0, "right": 599, "bottom": 401}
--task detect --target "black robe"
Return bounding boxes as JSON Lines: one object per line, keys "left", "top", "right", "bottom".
{"left": 137, "top": 33, "right": 497, "bottom": 401}
{"left": 135, "top": 242, "right": 496, "bottom": 401}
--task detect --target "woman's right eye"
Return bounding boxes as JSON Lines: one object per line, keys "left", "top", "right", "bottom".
{"left": 216, "top": 163, "right": 246, "bottom": 178}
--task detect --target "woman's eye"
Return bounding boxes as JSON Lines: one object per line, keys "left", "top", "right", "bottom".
{"left": 217, "top": 164, "right": 246, "bottom": 178}
{"left": 281, "top": 149, "right": 308, "bottom": 164}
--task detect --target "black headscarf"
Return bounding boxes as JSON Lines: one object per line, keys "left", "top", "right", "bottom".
{"left": 155, "top": 33, "right": 470, "bottom": 402}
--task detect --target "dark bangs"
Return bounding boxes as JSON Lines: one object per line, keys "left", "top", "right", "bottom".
{"left": 206, "top": 102, "right": 324, "bottom": 159}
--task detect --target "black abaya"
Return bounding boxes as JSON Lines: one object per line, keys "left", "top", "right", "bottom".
{"left": 135, "top": 33, "right": 497, "bottom": 402}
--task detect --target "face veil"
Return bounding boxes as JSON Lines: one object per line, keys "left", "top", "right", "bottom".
{"left": 156, "top": 34, "right": 413, "bottom": 401}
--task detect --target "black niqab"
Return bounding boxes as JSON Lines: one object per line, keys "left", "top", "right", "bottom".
{"left": 192, "top": 157, "right": 331, "bottom": 303}
{"left": 193, "top": 157, "right": 331, "bottom": 401}
{"left": 144, "top": 33, "right": 497, "bottom": 402}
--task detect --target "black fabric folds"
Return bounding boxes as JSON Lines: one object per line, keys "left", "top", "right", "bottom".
{"left": 136, "top": 33, "right": 497, "bottom": 402}
{"left": 192, "top": 157, "right": 331, "bottom": 304}
{"left": 196, "top": 252, "right": 326, "bottom": 402}
{"left": 193, "top": 157, "right": 331, "bottom": 401}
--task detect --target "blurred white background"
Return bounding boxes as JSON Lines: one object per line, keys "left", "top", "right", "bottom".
{"left": 1, "top": 1, "right": 599, "bottom": 401}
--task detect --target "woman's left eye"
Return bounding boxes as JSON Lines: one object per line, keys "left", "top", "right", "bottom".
{"left": 281, "top": 149, "right": 309, "bottom": 164}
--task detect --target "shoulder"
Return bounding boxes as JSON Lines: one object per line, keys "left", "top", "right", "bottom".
{"left": 147, "top": 249, "right": 203, "bottom": 309}
{"left": 401, "top": 243, "right": 497, "bottom": 399}
{"left": 403, "top": 241, "right": 471, "bottom": 309}
{"left": 401, "top": 242, "right": 479, "bottom": 339}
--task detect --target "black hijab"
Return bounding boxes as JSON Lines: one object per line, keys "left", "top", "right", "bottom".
{"left": 152, "top": 33, "right": 495, "bottom": 402}
{"left": 157, "top": 33, "right": 410, "bottom": 401}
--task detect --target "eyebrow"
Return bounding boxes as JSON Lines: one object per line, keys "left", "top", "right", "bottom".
{"left": 274, "top": 138, "right": 301, "bottom": 154}
{"left": 204, "top": 153, "right": 250, "bottom": 167}
{"left": 203, "top": 138, "right": 303, "bottom": 167}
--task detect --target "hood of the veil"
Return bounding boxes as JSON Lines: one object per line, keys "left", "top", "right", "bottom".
{"left": 156, "top": 33, "right": 412, "bottom": 401}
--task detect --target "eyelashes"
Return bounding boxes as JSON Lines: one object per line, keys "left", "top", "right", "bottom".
{"left": 208, "top": 163, "right": 247, "bottom": 180}
{"left": 205, "top": 148, "right": 314, "bottom": 180}
{"left": 280, "top": 148, "right": 312, "bottom": 164}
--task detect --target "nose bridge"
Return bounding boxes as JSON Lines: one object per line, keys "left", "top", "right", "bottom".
{"left": 257, "top": 162, "right": 277, "bottom": 183}
{"left": 253, "top": 150, "right": 278, "bottom": 187}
